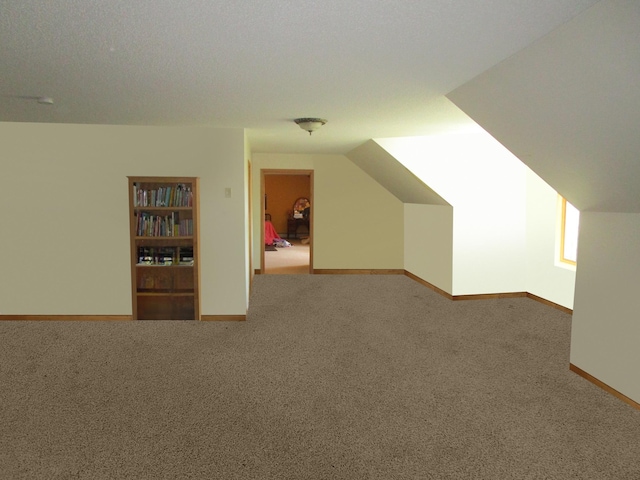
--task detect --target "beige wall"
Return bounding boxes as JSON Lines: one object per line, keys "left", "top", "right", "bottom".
{"left": 0, "top": 122, "right": 248, "bottom": 316}
{"left": 525, "top": 169, "right": 576, "bottom": 309}
{"left": 252, "top": 153, "right": 404, "bottom": 270}
{"left": 570, "top": 212, "right": 640, "bottom": 403}
{"left": 404, "top": 204, "right": 453, "bottom": 294}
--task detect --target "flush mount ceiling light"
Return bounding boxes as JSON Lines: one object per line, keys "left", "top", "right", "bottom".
{"left": 2, "top": 94, "right": 54, "bottom": 105}
{"left": 294, "top": 118, "right": 327, "bottom": 135}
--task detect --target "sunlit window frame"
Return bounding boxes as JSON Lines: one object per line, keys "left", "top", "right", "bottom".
{"left": 559, "top": 196, "right": 578, "bottom": 266}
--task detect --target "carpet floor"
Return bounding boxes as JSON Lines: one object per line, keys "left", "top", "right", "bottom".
{"left": 1, "top": 274, "right": 639, "bottom": 479}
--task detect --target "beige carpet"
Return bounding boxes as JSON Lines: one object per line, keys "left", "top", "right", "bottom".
{"left": 264, "top": 238, "right": 310, "bottom": 274}
{"left": 1, "top": 274, "right": 640, "bottom": 479}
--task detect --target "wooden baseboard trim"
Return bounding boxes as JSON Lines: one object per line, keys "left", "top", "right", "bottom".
{"left": 254, "top": 269, "right": 262, "bottom": 275}
{"left": 0, "top": 315, "right": 133, "bottom": 321}
{"left": 403, "top": 271, "right": 453, "bottom": 300}
{"left": 403, "top": 270, "right": 573, "bottom": 314}
{"left": 200, "top": 315, "right": 246, "bottom": 322}
{"left": 1, "top": 314, "right": 248, "bottom": 322}
{"left": 313, "top": 269, "right": 404, "bottom": 275}
{"left": 453, "top": 292, "right": 527, "bottom": 301}
{"left": 570, "top": 363, "right": 640, "bottom": 411}
{"left": 1, "top": 274, "right": 572, "bottom": 322}
{"left": 526, "top": 293, "right": 573, "bottom": 315}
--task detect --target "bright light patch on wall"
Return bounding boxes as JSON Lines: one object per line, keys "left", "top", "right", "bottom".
{"left": 561, "top": 198, "right": 579, "bottom": 264}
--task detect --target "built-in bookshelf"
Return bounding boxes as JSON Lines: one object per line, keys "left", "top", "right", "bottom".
{"left": 128, "top": 176, "right": 200, "bottom": 320}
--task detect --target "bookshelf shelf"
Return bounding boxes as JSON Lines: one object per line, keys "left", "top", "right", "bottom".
{"left": 133, "top": 207, "right": 193, "bottom": 211}
{"left": 136, "top": 292, "right": 195, "bottom": 296}
{"left": 134, "top": 236, "right": 194, "bottom": 240}
{"left": 128, "top": 176, "right": 200, "bottom": 320}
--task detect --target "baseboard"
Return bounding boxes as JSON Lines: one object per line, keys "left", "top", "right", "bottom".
{"left": 453, "top": 292, "right": 528, "bottom": 301}
{"left": 570, "top": 364, "right": 640, "bottom": 411}
{"left": 403, "top": 271, "right": 453, "bottom": 300}
{"left": 403, "top": 270, "right": 573, "bottom": 314}
{"left": 526, "top": 293, "right": 573, "bottom": 315}
{"left": 0, "top": 274, "right": 570, "bottom": 321}
{"left": 0, "top": 314, "right": 247, "bottom": 322}
{"left": 314, "top": 269, "right": 404, "bottom": 275}
{"left": 200, "top": 315, "right": 246, "bottom": 322}
{"left": 257, "top": 268, "right": 403, "bottom": 275}
{"left": 0, "top": 315, "right": 133, "bottom": 321}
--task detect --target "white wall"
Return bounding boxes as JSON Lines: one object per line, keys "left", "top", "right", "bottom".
{"left": 570, "top": 212, "right": 640, "bottom": 403}
{"left": 525, "top": 169, "right": 576, "bottom": 309}
{"left": 404, "top": 204, "right": 453, "bottom": 294}
{"left": 378, "top": 129, "right": 578, "bottom": 305}
{"left": 378, "top": 130, "right": 528, "bottom": 295}
{"left": 0, "top": 122, "right": 248, "bottom": 316}
{"left": 252, "top": 153, "right": 404, "bottom": 271}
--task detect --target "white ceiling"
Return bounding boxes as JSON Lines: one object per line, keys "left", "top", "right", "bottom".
{"left": 0, "top": 0, "right": 599, "bottom": 154}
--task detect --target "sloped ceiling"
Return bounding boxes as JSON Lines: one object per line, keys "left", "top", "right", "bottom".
{"left": 0, "top": 0, "right": 598, "bottom": 154}
{"left": 346, "top": 140, "right": 449, "bottom": 206}
{"left": 448, "top": 0, "right": 640, "bottom": 213}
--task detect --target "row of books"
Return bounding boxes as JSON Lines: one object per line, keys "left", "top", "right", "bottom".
{"left": 136, "top": 246, "right": 194, "bottom": 266}
{"left": 136, "top": 212, "right": 193, "bottom": 237}
{"left": 133, "top": 183, "right": 193, "bottom": 208}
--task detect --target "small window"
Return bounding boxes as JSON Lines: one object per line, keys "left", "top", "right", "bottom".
{"left": 560, "top": 196, "right": 579, "bottom": 265}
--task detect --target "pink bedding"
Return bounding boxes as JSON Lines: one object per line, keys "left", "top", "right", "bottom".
{"left": 265, "top": 221, "right": 281, "bottom": 245}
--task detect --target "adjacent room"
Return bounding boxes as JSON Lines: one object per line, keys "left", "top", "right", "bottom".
{"left": 263, "top": 171, "right": 312, "bottom": 274}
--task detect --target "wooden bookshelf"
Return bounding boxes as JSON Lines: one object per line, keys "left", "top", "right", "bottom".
{"left": 128, "top": 176, "right": 201, "bottom": 320}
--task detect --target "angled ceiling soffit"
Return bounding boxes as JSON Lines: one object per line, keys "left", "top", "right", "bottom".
{"left": 346, "top": 140, "right": 449, "bottom": 206}
{"left": 446, "top": 0, "right": 640, "bottom": 213}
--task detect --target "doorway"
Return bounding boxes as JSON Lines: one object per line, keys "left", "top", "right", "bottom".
{"left": 261, "top": 169, "right": 313, "bottom": 274}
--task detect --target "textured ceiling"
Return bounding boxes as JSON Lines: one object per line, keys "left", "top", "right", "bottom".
{"left": 0, "top": 0, "right": 598, "bottom": 154}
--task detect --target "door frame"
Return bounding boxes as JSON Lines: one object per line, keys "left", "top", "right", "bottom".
{"left": 247, "top": 159, "right": 254, "bottom": 290}
{"left": 260, "top": 169, "right": 314, "bottom": 274}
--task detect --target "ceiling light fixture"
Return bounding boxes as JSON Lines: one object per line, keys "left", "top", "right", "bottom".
{"left": 2, "top": 94, "right": 55, "bottom": 105}
{"left": 294, "top": 118, "right": 327, "bottom": 135}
